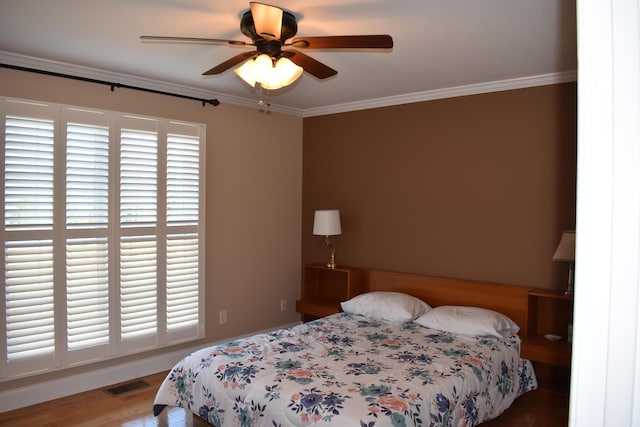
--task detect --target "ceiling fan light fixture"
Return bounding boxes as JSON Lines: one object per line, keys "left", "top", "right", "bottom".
{"left": 250, "top": 2, "right": 283, "bottom": 40}
{"left": 235, "top": 55, "right": 303, "bottom": 90}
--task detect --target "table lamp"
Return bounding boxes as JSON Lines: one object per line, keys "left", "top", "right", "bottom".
{"left": 313, "top": 210, "right": 342, "bottom": 269}
{"left": 552, "top": 230, "right": 576, "bottom": 295}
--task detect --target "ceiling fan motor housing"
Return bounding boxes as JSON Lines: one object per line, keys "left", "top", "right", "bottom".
{"left": 240, "top": 10, "right": 298, "bottom": 59}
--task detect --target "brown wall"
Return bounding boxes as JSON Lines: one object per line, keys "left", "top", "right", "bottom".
{"left": 302, "top": 83, "right": 577, "bottom": 290}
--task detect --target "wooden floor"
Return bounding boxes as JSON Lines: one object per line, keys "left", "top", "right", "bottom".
{"left": 0, "top": 371, "right": 569, "bottom": 426}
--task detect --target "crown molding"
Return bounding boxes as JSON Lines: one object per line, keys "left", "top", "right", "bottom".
{"left": 1, "top": 51, "right": 575, "bottom": 118}
{"left": 301, "top": 71, "right": 578, "bottom": 117}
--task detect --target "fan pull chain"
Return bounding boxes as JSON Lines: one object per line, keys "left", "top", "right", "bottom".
{"left": 257, "top": 84, "right": 272, "bottom": 113}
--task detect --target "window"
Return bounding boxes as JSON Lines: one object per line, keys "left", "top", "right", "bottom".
{"left": 0, "top": 99, "right": 205, "bottom": 379}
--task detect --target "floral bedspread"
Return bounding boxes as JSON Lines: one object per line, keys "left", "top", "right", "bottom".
{"left": 153, "top": 313, "right": 537, "bottom": 426}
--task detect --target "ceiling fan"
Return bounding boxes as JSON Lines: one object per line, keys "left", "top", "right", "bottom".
{"left": 141, "top": 2, "right": 393, "bottom": 90}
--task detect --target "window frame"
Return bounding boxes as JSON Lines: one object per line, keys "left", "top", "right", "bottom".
{"left": 0, "top": 98, "right": 206, "bottom": 380}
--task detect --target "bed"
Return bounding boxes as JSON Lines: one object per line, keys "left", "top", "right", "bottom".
{"left": 153, "top": 269, "right": 538, "bottom": 426}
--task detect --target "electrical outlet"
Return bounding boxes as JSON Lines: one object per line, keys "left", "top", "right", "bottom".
{"left": 280, "top": 299, "right": 287, "bottom": 312}
{"left": 219, "top": 310, "right": 227, "bottom": 325}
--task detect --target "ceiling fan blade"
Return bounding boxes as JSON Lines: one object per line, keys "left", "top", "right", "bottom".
{"left": 287, "top": 50, "right": 337, "bottom": 80}
{"left": 291, "top": 35, "right": 393, "bottom": 49}
{"left": 250, "top": 2, "right": 283, "bottom": 40}
{"left": 140, "top": 35, "right": 250, "bottom": 46}
{"left": 202, "top": 51, "right": 256, "bottom": 75}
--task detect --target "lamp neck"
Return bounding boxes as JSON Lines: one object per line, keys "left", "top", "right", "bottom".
{"left": 324, "top": 235, "right": 337, "bottom": 269}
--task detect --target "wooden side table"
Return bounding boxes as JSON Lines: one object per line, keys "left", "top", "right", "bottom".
{"left": 522, "top": 288, "right": 574, "bottom": 367}
{"left": 295, "top": 263, "right": 363, "bottom": 322}
{"left": 521, "top": 288, "right": 574, "bottom": 391}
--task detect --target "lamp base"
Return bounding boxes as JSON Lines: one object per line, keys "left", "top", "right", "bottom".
{"left": 565, "top": 263, "right": 575, "bottom": 296}
{"left": 325, "top": 237, "right": 337, "bottom": 269}
{"left": 326, "top": 246, "right": 337, "bottom": 269}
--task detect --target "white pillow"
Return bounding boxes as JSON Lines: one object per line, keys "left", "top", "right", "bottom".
{"left": 340, "top": 291, "right": 431, "bottom": 323}
{"left": 414, "top": 305, "right": 519, "bottom": 338}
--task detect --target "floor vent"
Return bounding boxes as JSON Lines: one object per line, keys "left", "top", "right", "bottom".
{"left": 105, "top": 380, "right": 150, "bottom": 396}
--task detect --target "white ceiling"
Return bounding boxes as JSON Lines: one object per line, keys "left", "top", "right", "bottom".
{"left": 0, "top": 0, "right": 577, "bottom": 116}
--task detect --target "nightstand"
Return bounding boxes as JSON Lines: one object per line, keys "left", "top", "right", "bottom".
{"left": 295, "top": 263, "right": 363, "bottom": 322}
{"left": 522, "top": 288, "right": 573, "bottom": 391}
{"left": 522, "top": 288, "right": 574, "bottom": 366}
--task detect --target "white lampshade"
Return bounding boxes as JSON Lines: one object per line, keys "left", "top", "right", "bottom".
{"left": 234, "top": 60, "right": 257, "bottom": 87}
{"left": 252, "top": 54, "right": 274, "bottom": 83}
{"left": 262, "top": 57, "right": 303, "bottom": 90}
{"left": 552, "top": 230, "right": 575, "bottom": 261}
{"left": 313, "top": 210, "right": 342, "bottom": 236}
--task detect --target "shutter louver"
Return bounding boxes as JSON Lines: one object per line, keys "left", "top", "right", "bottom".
{"left": 166, "top": 234, "right": 199, "bottom": 330}
{"left": 167, "top": 134, "right": 199, "bottom": 226}
{"left": 66, "top": 123, "right": 109, "bottom": 228}
{"left": 120, "top": 129, "right": 157, "bottom": 227}
{"left": 66, "top": 238, "right": 109, "bottom": 350}
{"left": 120, "top": 236, "right": 157, "bottom": 339}
{"left": 4, "top": 116, "right": 54, "bottom": 231}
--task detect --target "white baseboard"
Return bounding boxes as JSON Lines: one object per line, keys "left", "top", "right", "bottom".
{"left": 0, "top": 321, "right": 300, "bottom": 413}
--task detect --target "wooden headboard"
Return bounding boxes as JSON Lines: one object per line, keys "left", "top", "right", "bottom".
{"left": 362, "top": 269, "right": 531, "bottom": 335}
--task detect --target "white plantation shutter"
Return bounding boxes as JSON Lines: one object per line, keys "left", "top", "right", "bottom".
{"left": 4, "top": 115, "right": 54, "bottom": 230}
{"left": 120, "top": 127, "right": 157, "bottom": 227}
{"left": 120, "top": 236, "right": 157, "bottom": 348}
{"left": 66, "top": 238, "right": 109, "bottom": 351}
{"left": 118, "top": 118, "right": 159, "bottom": 352}
{"left": 166, "top": 234, "right": 199, "bottom": 332}
{"left": 1, "top": 99, "right": 205, "bottom": 380}
{"left": 4, "top": 241, "right": 55, "bottom": 376}
{"left": 167, "top": 133, "right": 199, "bottom": 225}
{"left": 2, "top": 103, "right": 57, "bottom": 377}
{"left": 163, "top": 123, "right": 202, "bottom": 342}
{"left": 66, "top": 122, "right": 109, "bottom": 228}
{"left": 63, "top": 112, "right": 113, "bottom": 364}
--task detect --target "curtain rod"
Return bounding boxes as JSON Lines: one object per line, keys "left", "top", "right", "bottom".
{"left": 1, "top": 63, "right": 220, "bottom": 107}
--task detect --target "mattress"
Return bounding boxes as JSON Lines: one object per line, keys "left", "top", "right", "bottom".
{"left": 153, "top": 312, "right": 537, "bottom": 426}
